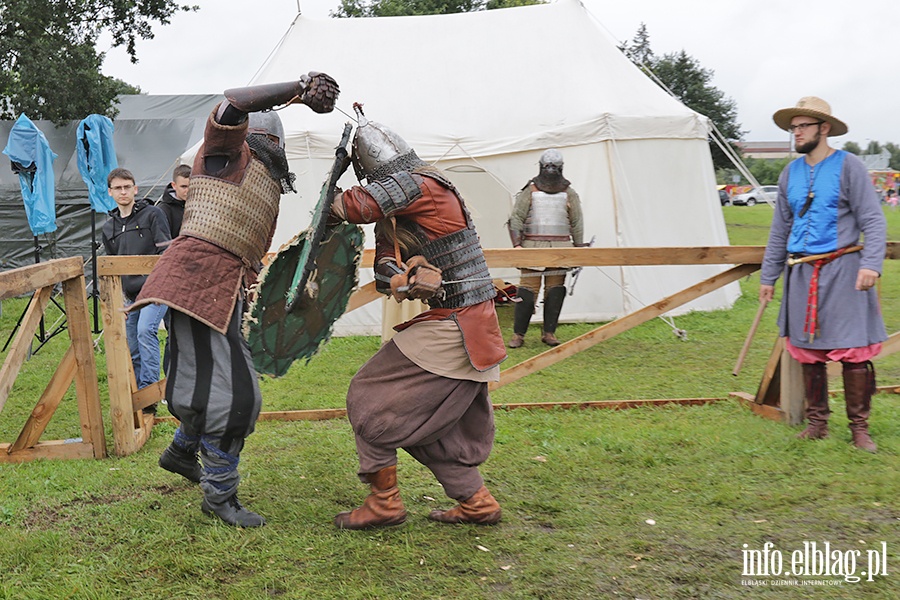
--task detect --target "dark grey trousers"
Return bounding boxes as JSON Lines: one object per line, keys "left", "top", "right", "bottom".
{"left": 166, "top": 301, "right": 262, "bottom": 501}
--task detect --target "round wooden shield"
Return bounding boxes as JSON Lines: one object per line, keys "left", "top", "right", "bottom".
{"left": 243, "top": 223, "right": 364, "bottom": 377}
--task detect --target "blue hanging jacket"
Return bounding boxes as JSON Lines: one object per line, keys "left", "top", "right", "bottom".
{"left": 2, "top": 114, "right": 58, "bottom": 236}
{"left": 77, "top": 114, "right": 118, "bottom": 213}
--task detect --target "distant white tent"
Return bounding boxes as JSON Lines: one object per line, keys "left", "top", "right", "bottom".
{"left": 247, "top": 0, "right": 739, "bottom": 335}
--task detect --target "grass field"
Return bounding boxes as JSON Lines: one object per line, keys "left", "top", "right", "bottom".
{"left": 0, "top": 205, "right": 897, "bottom": 599}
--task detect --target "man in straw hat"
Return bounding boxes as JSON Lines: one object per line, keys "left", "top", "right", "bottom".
{"left": 759, "top": 96, "right": 887, "bottom": 452}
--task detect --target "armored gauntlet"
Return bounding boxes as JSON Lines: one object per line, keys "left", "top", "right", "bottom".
{"left": 298, "top": 72, "right": 340, "bottom": 114}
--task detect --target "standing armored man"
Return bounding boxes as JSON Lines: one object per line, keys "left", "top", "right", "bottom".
{"left": 760, "top": 96, "right": 887, "bottom": 452}
{"left": 330, "top": 107, "right": 507, "bottom": 529}
{"left": 507, "top": 149, "right": 584, "bottom": 348}
{"left": 131, "top": 73, "right": 339, "bottom": 526}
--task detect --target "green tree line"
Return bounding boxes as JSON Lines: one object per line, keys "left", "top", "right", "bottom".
{"left": 733, "top": 141, "right": 900, "bottom": 188}
{"left": 618, "top": 24, "right": 743, "bottom": 172}
{"left": 0, "top": 0, "right": 194, "bottom": 123}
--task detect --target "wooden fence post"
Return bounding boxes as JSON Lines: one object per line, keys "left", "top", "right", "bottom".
{"left": 780, "top": 350, "right": 805, "bottom": 426}
{"left": 62, "top": 274, "right": 107, "bottom": 456}
{"left": 97, "top": 270, "right": 150, "bottom": 456}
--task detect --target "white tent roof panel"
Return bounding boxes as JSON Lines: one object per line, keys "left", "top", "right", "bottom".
{"left": 257, "top": 0, "right": 709, "bottom": 159}
{"left": 232, "top": 0, "right": 739, "bottom": 334}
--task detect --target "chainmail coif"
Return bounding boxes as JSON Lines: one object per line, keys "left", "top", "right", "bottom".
{"left": 246, "top": 133, "right": 296, "bottom": 194}
{"left": 532, "top": 165, "right": 571, "bottom": 194}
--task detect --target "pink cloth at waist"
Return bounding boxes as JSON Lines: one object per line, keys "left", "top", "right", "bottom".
{"left": 785, "top": 338, "right": 882, "bottom": 364}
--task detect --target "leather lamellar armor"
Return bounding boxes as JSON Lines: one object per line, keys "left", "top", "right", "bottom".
{"left": 180, "top": 159, "right": 280, "bottom": 265}
{"left": 364, "top": 171, "right": 423, "bottom": 216}
{"left": 418, "top": 227, "right": 496, "bottom": 309}
{"left": 524, "top": 191, "right": 571, "bottom": 240}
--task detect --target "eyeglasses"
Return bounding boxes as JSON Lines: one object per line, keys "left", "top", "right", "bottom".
{"left": 109, "top": 185, "right": 134, "bottom": 192}
{"left": 788, "top": 121, "right": 823, "bottom": 133}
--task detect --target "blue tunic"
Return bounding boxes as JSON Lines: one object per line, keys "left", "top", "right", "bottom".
{"left": 760, "top": 151, "right": 887, "bottom": 350}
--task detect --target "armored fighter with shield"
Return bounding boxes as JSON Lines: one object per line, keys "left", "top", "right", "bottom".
{"left": 507, "top": 149, "right": 585, "bottom": 347}
{"left": 330, "top": 106, "right": 507, "bottom": 530}
{"left": 131, "top": 72, "right": 339, "bottom": 527}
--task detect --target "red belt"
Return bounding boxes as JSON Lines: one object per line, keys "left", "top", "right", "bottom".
{"left": 802, "top": 246, "right": 856, "bottom": 342}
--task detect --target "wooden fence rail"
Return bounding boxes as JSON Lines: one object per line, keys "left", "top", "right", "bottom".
{"left": 94, "top": 245, "right": 774, "bottom": 454}
{"left": 1, "top": 243, "right": 886, "bottom": 459}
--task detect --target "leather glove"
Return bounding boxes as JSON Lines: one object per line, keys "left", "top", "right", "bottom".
{"left": 390, "top": 271, "right": 410, "bottom": 302}
{"left": 405, "top": 255, "right": 443, "bottom": 300}
{"left": 297, "top": 72, "right": 339, "bottom": 114}
{"left": 326, "top": 190, "right": 345, "bottom": 226}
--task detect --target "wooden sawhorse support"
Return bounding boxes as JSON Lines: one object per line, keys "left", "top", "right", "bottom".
{"left": 734, "top": 331, "right": 900, "bottom": 424}
{"left": 0, "top": 258, "right": 106, "bottom": 462}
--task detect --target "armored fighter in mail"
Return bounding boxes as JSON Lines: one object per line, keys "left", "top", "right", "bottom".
{"left": 507, "top": 149, "right": 585, "bottom": 348}
{"left": 330, "top": 106, "right": 507, "bottom": 530}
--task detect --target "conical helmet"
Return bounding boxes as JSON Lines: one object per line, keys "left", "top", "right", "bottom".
{"left": 351, "top": 104, "right": 425, "bottom": 183}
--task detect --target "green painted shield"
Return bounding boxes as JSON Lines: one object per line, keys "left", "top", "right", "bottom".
{"left": 243, "top": 223, "right": 364, "bottom": 377}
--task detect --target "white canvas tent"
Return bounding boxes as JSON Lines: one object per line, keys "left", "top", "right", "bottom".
{"left": 245, "top": 0, "right": 739, "bottom": 335}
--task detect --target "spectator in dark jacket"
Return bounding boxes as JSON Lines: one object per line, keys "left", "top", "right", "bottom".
{"left": 156, "top": 163, "right": 191, "bottom": 372}
{"left": 101, "top": 168, "right": 171, "bottom": 394}
{"left": 157, "top": 164, "right": 190, "bottom": 237}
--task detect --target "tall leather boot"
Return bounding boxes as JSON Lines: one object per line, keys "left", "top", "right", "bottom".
{"left": 541, "top": 285, "right": 567, "bottom": 346}
{"left": 428, "top": 486, "right": 502, "bottom": 525}
{"left": 334, "top": 465, "right": 407, "bottom": 530}
{"left": 843, "top": 361, "right": 877, "bottom": 453}
{"left": 797, "top": 362, "right": 830, "bottom": 439}
{"left": 509, "top": 287, "right": 536, "bottom": 348}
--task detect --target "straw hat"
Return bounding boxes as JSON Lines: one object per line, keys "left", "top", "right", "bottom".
{"left": 772, "top": 96, "right": 848, "bottom": 137}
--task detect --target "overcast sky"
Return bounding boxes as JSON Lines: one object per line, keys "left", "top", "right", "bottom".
{"left": 100, "top": 0, "right": 899, "bottom": 148}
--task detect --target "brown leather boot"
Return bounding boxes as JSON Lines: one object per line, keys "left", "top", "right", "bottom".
{"left": 843, "top": 362, "right": 877, "bottom": 453}
{"left": 334, "top": 465, "right": 407, "bottom": 530}
{"left": 541, "top": 331, "right": 560, "bottom": 346}
{"left": 797, "top": 362, "right": 830, "bottom": 439}
{"left": 428, "top": 486, "right": 502, "bottom": 525}
{"left": 508, "top": 333, "right": 525, "bottom": 348}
